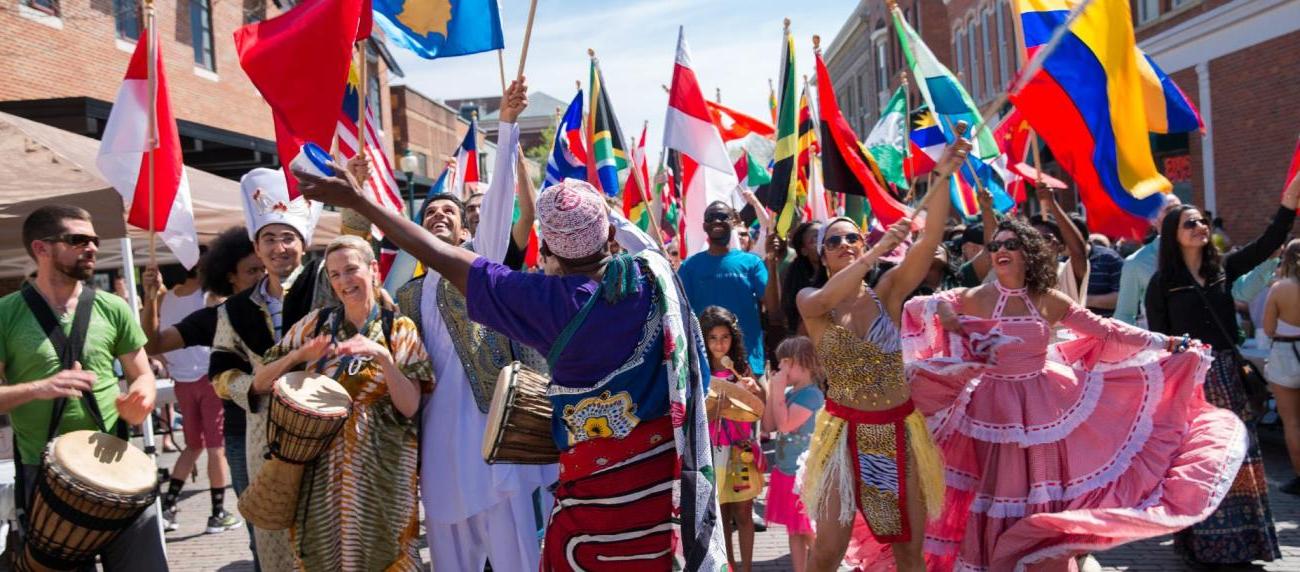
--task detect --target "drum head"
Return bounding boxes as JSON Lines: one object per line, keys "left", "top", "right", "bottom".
{"left": 49, "top": 431, "right": 157, "bottom": 496}
{"left": 482, "top": 363, "right": 519, "bottom": 458}
{"left": 277, "top": 371, "right": 351, "bottom": 415}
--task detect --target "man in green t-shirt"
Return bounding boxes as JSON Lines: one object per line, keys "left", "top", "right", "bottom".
{"left": 0, "top": 205, "right": 165, "bottom": 570}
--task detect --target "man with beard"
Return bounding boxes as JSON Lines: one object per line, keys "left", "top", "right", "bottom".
{"left": 678, "top": 201, "right": 769, "bottom": 376}
{"left": 0, "top": 205, "right": 164, "bottom": 569}
{"left": 210, "top": 169, "right": 330, "bottom": 570}
{"left": 392, "top": 80, "right": 557, "bottom": 571}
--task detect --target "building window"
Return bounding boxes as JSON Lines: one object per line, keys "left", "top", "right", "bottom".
{"left": 190, "top": 0, "right": 215, "bottom": 70}
{"left": 875, "top": 36, "right": 889, "bottom": 106}
{"left": 1171, "top": 0, "right": 1195, "bottom": 8}
{"left": 367, "top": 69, "right": 382, "bottom": 129}
{"left": 996, "top": 1, "right": 1011, "bottom": 87}
{"left": 114, "top": 0, "right": 141, "bottom": 41}
{"left": 967, "top": 20, "right": 980, "bottom": 98}
{"left": 1137, "top": 0, "right": 1161, "bottom": 23}
{"left": 955, "top": 29, "right": 967, "bottom": 93}
{"left": 23, "top": 0, "right": 59, "bottom": 15}
{"left": 981, "top": 9, "right": 995, "bottom": 100}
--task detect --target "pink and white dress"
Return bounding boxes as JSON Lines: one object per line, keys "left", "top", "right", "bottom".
{"left": 889, "top": 284, "right": 1247, "bottom": 572}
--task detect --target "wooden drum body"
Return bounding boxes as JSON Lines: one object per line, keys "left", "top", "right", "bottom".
{"left": 18, "top": 430, "right": 157, "bottom": 572}
{"left": 483, "top": 362, "right": 559, "bottom": 465}
{"left": 238, "top": 372, "right": 351, "bottom": 530}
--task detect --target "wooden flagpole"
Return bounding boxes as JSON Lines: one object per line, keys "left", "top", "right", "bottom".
{"left": 901, "top": 71, "right": 916, "bottom": 203}
{"left": 356, "top": 41, "right": 367, "bottom": 161}
{"left": 145, "top": 0, "right": 157, "bottom": 268}
{"left": 631, "top": 120, "right": 665, "bottom": 247}
{"left": 497, "top": 49, "right": 508, "bottom": 93}
{"left": 516, "top": 0, "right": 539, "bottom": 79}
{"left": 1030, "top": 127, "right": 1045, "bottom": 211}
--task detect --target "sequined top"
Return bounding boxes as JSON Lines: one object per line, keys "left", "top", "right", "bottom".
{"left": 817, "top": 292, "right": 909, "bottom": 410}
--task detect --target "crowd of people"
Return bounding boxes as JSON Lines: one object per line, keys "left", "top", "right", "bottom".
{"left": 0, "top": 79, "right": 1298, "bottom": 572}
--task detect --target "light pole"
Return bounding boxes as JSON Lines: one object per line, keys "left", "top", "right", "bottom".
{"left": 400, "top": 149, "right": 419, "bottom": 220}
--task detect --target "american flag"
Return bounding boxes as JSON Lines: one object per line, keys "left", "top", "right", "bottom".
{"left": 336, "top": 61, "right": 404, "bottom": 238}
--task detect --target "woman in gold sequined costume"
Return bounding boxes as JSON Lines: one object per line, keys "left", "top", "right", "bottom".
{"left": 795, "top": 136, "right": 970, "bottom": 572}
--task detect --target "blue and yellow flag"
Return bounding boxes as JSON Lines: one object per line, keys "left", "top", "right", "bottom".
{"left": 374, "top": 0, "right": 503, "bottom": 59}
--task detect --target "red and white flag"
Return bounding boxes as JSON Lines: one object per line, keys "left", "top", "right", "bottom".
{"left": 450, "top": 119, "right": 480, "bottom": 198}
{"left": 663, "top": 27, "right": 740, "bottom": 255}
{"left": 97, "top": 25, "right": 198, "bottom": 268}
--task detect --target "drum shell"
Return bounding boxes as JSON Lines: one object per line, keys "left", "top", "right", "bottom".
{"left": 267, "top": 382, "right": 350, "bottom": 464}
{"left": 484, "top": 363, "right": 559, "bottom": 465}
{"left": 21, "top": 439, "right": 156, "bottom": 570}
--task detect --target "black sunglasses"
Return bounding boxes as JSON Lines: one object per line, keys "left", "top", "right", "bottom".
{"left": 1181, "top": 218, "right": 1208, "bottom": 230}
{"left": 823, "top": 233, "right": 863, "bottom": 249}
{"left": 42, "top": 233, "right": 100, "bottom": 248}
{"left": 704, "top": 211, "right": 733, "bottom": 224}
{"left": 987, "top": 238, "right": 1023, "bottom": 252}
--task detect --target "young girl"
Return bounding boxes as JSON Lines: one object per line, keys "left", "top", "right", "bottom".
{"left": 700, "top": 306, "right": 766, "bottom": 572}
{"left": 762, "top": 336, "right": 824, "bottom": 572}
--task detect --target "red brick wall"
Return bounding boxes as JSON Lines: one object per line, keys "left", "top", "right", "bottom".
{"left": 391, "top": 86, "right": 470, "bottom": 179}
{"left": 1206, "top": 31, "right": 1300, "bottom": 240}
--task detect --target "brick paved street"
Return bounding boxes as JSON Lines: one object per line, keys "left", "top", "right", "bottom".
{"left": 154, "top": 427, "right": 1300, "bottom": 571}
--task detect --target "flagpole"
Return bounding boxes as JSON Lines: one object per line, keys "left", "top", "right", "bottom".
{"left": 1030, "top": 127, "right": 1045, "bottom": 210}
{"left": 901, "top": 71, "right": 916, "bottom": 203}
{"left": 516, "top": 0, "right": 539, "bottom": 79}
{"left": 497, "top": 49, "right": 507, "bottom": 93}
{"left": 632, "top": 120, "right": 665, "bottom": 247}
{"left": 145, "top": 0, "right": 157, "bottom": 269}
{"left": 356, "top": 41, "right": 367, "bottom": 162}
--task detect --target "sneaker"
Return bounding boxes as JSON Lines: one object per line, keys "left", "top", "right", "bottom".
{"left": 161, "top": 508, "right": 179, "bottom": 532}
{"left": 1280, "top": 476, "right": 1300, "bottom": 496}
{"left": 205, "top": 510, "right": 244, "bottom": 534}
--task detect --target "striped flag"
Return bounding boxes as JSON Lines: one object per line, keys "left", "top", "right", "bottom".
{"left": 336, "top": 60, "right": 403, "bottom": 238}
{"left": 587, "top": 56, "right": 628, "bottom": 196}
{"left": 622, "top": 124, "right": 652, "bottom": 231}
{"left": 546, "top": 90, "right": 587, "bottom": 187}
{"left": 450, "top": 115, "right": 480, "bottom": 198}
{"left": 765, "top": 25, "right": 800, "bottom": 237}
{"left": 905, "top": 109, "right": 944, "bottom": 179}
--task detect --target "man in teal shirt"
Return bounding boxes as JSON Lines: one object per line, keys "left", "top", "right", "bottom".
{"left": 679, "top": 201, "right": 769, "bottom": 375}
{"left": 1114, "top": 194, "right": 1182, "bottom": 326}
{"left": 0, "top": 205, "right": 163, "bottom": 570}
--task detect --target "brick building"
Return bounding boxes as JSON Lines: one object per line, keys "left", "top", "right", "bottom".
{"left": 824, "top": 0, "right": 1300, "bottom": 238}
{"left": 0, "top": 0, "right": 401, "bottom": 180}
{"left": 389, "top": 84, "right": 496, "bottom": 195}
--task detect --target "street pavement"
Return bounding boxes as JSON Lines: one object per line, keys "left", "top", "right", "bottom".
{"left": 152, "top": 426, "right": 1300, "bottom": 571}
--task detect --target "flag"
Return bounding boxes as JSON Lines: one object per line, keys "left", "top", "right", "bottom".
{"left": 451, "top": 117, "right": 479, "bottom": 198}
{"left": 764, "top": 25, "right": 803, "bottom": 237}
{"left": 768, "top": 79, "right": 779, "bottom": 126}
{"left": 994, "top": 107, "right": 1034, "bottom": 204}
{"left": 705, "top": 100, "right": 775, "bottom": 142}
{"left": 906, "top": 109, "right": 944, "bottom": 179}
{"left": 373, "top": 0, "right": 503, "bottom": 59}
{"left": 97, "top": 24, "right": 198, "bottom": 268}
{"left": 864, "top": 85, "right": 910, "bottom": 191}
{"left": 661, "top": 149, "right": 684, "bottom": 240}
{"left": 1013, "top": 0, "right": 1183, "bottom": 238}
{"left": 546, "top": 90, "right": 587, "bottom": 187}
{"left": 336, "top": 59, "right": 404, "bottom": 238}
{"left": 1138, "top": 52, "right": 1203, "bottom": 135}
{"left": 734, "top": 150, "right": 771, "bottom": 189}
{"left": 814, "top": 50, "right": 913, "bottom": 228}
{"left": 587, "top": 56, "right": 628, "bottom": 196}
{"left": 665, "top": 27, "right": 741, "bottom": 254}
{"left": 1285, "top": 137, "right": 1300, "bottom": 211}
{"left": 892, "top": 5, "right": 1014, "bottom": 218}
{"left": 623, "top": 124, "right": 652, "bottom": 231}
{"left": 235, "top": 0, "right": 370, "bottom": 196}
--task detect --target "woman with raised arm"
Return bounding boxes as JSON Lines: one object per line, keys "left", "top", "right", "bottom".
{"left": 795, "top": 136, "right": 970, "bottom": 572}
{"left": 899, "top": 215, "right": 1249, "bottom": 571}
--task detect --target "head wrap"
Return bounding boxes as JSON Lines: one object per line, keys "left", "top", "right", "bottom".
{"left": 537, "top": 178, "right": 609, "bottom": 259}
{"left": 240, "top": 168, "right": 323, "bottom": 244}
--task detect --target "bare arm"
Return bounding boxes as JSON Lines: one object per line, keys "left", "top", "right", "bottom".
{"left": 1263, "top": 281, "right": 1290, "bottom": 338}
{"left": 252, "top": 335, "right": 330, "bottom": 395}
{"left": 1042, "top": 186, "right": 1088, "bottom": 283}
{"left": 879, "top": 174, "right": 953, "bottom": 313}
{"left": 763, "top": 367, "right": 814, "bottom": 433}
{"left": 334, "top": 336, "right": 421, "bottom": 418}
{"left": 968, "top": 185, "right": 999, "bottom": 281}
{"left": 0, "top": 362, "right": 95, "bottom": 414}
{"left": 796, "top": 223, "right": 906, "bottom": 319}
{"left": 762, "top": 234, "right": 786, "bottom": 332}
{"left": 512, "top": 152, "right": 537, "bottom": 251}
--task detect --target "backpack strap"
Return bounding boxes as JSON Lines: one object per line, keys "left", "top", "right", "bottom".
{"left": 19, "top": 285, "right": 107, "bottom": 438}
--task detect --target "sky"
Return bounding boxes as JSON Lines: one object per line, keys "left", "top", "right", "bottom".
{"left": 389, "top": 0, "right": 861, "bottom": 157}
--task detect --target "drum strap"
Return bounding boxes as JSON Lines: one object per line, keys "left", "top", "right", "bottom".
{"left": 14, "top": 283, "right": 105, "bottom": 541}
{"left": 546, "top": 284, "right": 603, "bottom": 371}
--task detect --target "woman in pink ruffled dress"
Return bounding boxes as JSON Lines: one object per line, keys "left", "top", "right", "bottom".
{"left": 895, "top": 218, "right": 1249, "bottom": 571}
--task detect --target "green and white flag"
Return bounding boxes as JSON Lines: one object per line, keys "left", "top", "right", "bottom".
{"left": 864, "top": 86, "right": 909, "bottom": 190}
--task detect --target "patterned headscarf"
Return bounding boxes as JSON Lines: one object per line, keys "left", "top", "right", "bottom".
{"left": 537, "top": 178, "right": 610, "bottom": 259}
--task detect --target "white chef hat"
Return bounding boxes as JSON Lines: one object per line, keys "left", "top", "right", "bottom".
{"left": 239, "top": 168, "right": 323, "bottom": 245}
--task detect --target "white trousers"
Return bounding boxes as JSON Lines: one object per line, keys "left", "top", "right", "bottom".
{"left": 426, "top": 487, "right": 549, "bottom": 571}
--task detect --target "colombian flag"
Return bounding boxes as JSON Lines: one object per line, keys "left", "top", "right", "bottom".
{"left": 1011, "top": 0, "right": 1200, "bottom": 238}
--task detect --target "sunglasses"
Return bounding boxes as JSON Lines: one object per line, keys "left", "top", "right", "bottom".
{"left": 1181, "top": 218, "right": 1208, "bottom": 230}
{"left": 987, "top": 238, "right": 1023, "bottom": 253}
{"left": 42, "top": 233, "right": 100, "bottom": 248}
{"left": 823, "top": 233, "right": 863, "bottom": 249}
{"left": 704, "top": 212, "right": 732, "bottom": 224}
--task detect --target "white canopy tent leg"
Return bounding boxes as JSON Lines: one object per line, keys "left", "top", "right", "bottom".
{"left": 118, "top": 237, "right": 167, "bottom": 555}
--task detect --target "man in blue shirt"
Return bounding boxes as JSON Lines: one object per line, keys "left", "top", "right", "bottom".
{"left": 679, "top": 201, "right": 769, "bottom": 376}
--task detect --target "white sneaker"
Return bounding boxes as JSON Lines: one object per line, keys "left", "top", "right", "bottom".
{"left": 161, "top": 508, "right": 179, "bottom": 532}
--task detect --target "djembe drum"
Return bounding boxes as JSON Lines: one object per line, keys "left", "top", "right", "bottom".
{"left": 17, "top": 431, "right": 157, "bottom": 572}
{"left": 238, "top": 372, "right": 351, "bottom": 530}
{"left": 483, "top": 362, "right": 559, "bottom": 464}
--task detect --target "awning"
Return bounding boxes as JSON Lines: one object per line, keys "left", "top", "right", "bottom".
{"left": 0, "top": 111, "right": 340, "bottom": 279}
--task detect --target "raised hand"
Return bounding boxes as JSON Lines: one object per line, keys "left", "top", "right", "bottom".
{"left": 333, "top": 335, "right": 394, "bottom": 369}
{"left": 347, "top": 153, "right": 373, "bottom": 187}
{"left": 499, "top": 77, "right": 530, "bottom": 124}
{"left": 934, "top": 121, "right": 973, "bottom": 179}
{"left": 141, "top": 267, "right": 165, "bottom": 302}
{"left": 33, "top": 361, "right": 95, "bottom": 400}
{"left": 873, "top": 217, "right": 910, "bottom": 256}
{"left": 1283, "top": 168, "right": 1300, "bottom": 210}
{"left": 295, "top": 158, "right": 366, "bottom": 210}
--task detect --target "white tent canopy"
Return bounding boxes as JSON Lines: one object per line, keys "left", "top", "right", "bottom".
{"left": 0, "top": 111, "right": 341, "bottom": 279}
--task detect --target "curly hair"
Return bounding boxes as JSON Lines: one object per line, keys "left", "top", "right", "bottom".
{"left": 996, "top": 218, "right": 1057, "bottom": 296}
{"left": 200, "top": 226, "right": 255, "bottom": 297}
{"left": 698, "top": 306, "right": 752, "bottom": 377}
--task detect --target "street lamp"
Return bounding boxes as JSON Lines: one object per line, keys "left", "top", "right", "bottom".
{"left": 400, "top": 149, "right": 419, "bottom": 220}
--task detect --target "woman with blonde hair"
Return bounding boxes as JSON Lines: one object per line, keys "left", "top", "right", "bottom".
{"left": 252, "top": 235, "right": 433, "bottom": 571}
{"left": 1265, "top": 238, "right": 1300, "bottom": 494}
